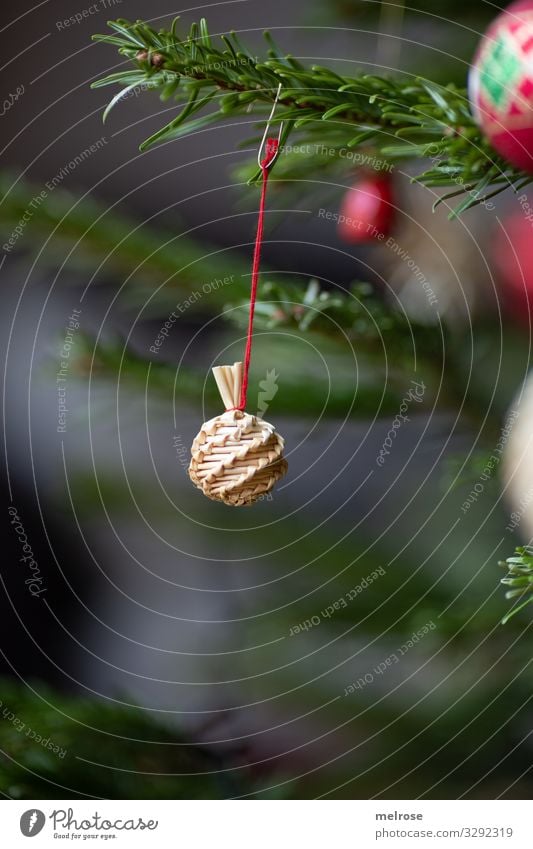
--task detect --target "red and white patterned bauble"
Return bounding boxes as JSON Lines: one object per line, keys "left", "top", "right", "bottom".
{"left": 337, "top": 174, "right": 395, "bottom": 243}
{"left": 492, "top": 209, "right": 533, "bottom": 321}
{"left": 469, "top": 0, "right": 533, "bottom": 172}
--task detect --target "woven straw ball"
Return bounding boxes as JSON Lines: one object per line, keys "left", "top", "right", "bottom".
{"left": 188, "top": 363, "right": 287, "bottom": 507}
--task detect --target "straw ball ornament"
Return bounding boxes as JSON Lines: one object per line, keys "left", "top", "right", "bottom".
{"left": 188, "top": 362, "right": 287, "bottom": 506}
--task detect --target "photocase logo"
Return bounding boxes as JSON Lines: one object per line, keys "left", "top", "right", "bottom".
{"left": 257, "top": 369, "right": 279, "bottom": 418}
{"left": 20, "top": 809, "right": 46, "bottom": 837}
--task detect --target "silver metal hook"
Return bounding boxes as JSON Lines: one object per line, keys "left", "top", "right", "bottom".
{"left": 257, "top": 83, "right": 284, "bottom": 168}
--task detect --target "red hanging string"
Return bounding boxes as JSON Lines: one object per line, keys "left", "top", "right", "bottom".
{"left": 234, "top": 136, "right": 279, "bottom": 412}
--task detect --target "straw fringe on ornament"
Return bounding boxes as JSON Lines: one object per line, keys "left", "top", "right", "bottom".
{"left": 188, "top": 362, "right": 287, "bottom": 506}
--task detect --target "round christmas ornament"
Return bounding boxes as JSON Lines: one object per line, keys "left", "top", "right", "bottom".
{"left": 189, "top": 86, "right": 288, "bottom": 506}
{"left": 337, "top": 173, "right": 394, "bottom": 243}
{"left": 189, "top": 362, "right": 287, "bottom": 506}
{"left": 469, "top": 0, "right": 533, "bottom": 172}
{"left": 492, "top": 208, "right": 533, "bottom": 320}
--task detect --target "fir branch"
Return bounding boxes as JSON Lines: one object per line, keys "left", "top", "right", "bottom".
{"left": 68, "top": 328, "right": 415, "bottom": 420}
{"left": 0, "top": 173, "right": 253, "bottom": 311}
{"left": 499, "top": 546, "right": 533, "bottom": 624}
{"left": 91, "top": 17, "right": 531, "bottom": 215}
{"left": 228, "top": 278, "right": 441, "bottom": 362}
{"left": 0, "top": 174, "right": 439, "bottom": 363}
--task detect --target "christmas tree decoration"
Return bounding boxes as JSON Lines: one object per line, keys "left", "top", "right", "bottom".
{"left": 337, "top": 174, "right": 395, "bottom": 243}
{"left": 492, "top": 209, "right": 533, "bottom": 320}
{"left": 188, "top": 362, "right": 287, "bottom": 506}
{"left": 383, "top": 182, "right": 491, "bottom": 323}
{"left": 469, "top": 0, "right": 533, "bottom": 172}
{"left": 91, "top": 14, "right": 533, "bottom": 614}
{"left": 189, "top": 92, "right": 287, "bottom": 506}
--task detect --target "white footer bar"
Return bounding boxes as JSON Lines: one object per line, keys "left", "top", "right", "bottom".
{"left": 2, "top": 799, "right": 530, "bottom": 848}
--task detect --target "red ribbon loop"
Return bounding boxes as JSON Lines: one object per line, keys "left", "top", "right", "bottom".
{"left": 261, "top": 137, "right": 279, "bottom": 168}
{"left": 235, "top": 137, "right": 278, "bottom": 412}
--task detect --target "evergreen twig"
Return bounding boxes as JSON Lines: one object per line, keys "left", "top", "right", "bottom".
{"left": 92, "top": 17, "right": 531, "bottom": 216}
{"left": 499, "top": 546, "right": 533, "bottom": 624}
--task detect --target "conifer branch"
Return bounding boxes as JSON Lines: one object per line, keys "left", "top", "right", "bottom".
{"left": 500, "top": 547, "right": 533, "bottom": 624}
{"left": 92, "top": 17, "right": 531, "bottom": 215}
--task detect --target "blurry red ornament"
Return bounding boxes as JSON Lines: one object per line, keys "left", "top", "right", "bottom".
{"left": 492, "top": 207, "right": 533, "bottom": 320}
{"left": 337, "top": 175, "right": 394, "bottom": 243}
{"left": 469, "top": 0, "right": 533, "bottom": 172}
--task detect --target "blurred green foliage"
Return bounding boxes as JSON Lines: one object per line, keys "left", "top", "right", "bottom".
{"left": 0, "top": 679, "right": 263, "bottom": 799}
